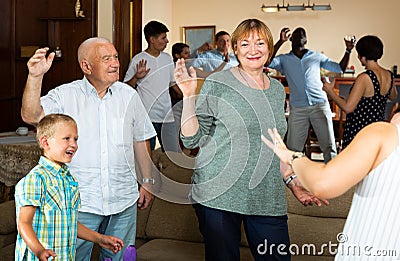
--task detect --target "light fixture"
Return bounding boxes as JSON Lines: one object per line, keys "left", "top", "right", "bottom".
{"left": 261, "top": 0, "right": 331, "bottom": 12}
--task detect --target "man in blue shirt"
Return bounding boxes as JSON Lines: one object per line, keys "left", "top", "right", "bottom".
{"left": 192, "top": 31, "right": 238, "bottom": 72}
{"left": 268, "top": 27, "right": 355, "bottom": 162}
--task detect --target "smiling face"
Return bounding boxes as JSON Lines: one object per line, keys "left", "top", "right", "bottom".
{"left": 41, "top": 121, "right": 78, "bottom": 165}
{"left": 216, "top": 34, "right": 231, "bottom": 53}
{"left": 83, "top": 42, "right": 120, "bottom": 90}
{"left": 234, "top": 30, "right": 270, "bottom": 71}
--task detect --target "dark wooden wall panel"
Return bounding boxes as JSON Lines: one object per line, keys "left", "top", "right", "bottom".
{"left": 0, "top": 0, "right": 97, "bottom": 132}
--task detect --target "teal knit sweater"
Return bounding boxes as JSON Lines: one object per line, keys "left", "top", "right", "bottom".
{"left": 181, "top": 69, "right": 288, "bottom": 216}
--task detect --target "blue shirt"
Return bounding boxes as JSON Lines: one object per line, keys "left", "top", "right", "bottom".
{"left": 269, "top": 50, "right": 343, "bottom": 107}
{"left": 192, "top": 48, "right": 238, "bottom": 72}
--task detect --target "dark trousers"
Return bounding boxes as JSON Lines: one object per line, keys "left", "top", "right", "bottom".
{"left": 194, "top": 204, "right": 291, "bottom": 261}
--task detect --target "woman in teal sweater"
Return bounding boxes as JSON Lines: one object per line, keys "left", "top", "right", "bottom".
{"left": 174, "top": 19, "right": 325, "bottom": 260}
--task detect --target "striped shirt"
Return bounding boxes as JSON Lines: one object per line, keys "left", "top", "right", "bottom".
{"left": 335, "top": 125, "right": 400, "bottom": 260}
{"left": 15, "top": 156, "right": 81, "bottom": 261}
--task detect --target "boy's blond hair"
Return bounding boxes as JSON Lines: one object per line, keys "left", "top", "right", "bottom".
{"left": 36, "top": 114, "right": 77, "bottom": 148}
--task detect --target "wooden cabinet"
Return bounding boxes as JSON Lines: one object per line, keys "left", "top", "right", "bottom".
{"left": 0, "top": 0, "right": 97, "bottom": 132}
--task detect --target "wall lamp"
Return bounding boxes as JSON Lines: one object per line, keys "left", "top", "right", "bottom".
{"left": 261, "top": 0, "right": 331, "bottom": 12}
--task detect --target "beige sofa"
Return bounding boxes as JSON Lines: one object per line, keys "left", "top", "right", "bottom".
{"left": 0, "top": 149, "right": 354, "bottom": 260}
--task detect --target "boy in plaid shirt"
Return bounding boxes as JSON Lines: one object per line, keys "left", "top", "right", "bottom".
{"left": 14, "top": 114, "right": 123, "bottom": 260}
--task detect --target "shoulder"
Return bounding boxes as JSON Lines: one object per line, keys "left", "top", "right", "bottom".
{"left": 111, "top": 81, "right": 137, "bottom": 96}
{"left": 358, "top": 121, "right": 396, "bottom": 141}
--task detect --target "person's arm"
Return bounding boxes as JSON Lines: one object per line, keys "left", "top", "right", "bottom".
{"left": 323, "top": 74, "right": 367, "bottom": 114}
{"left": 280, "top": 161, "right": 328, "bottom": 206}
{"left": 18, "top": 206, "right": 57, "bottom": 260}
{"left": 174, "top": 59, "right": 200, "bottom": 137}
{"left": 271, "top": 28, "right": 291, "bottom": 62}
{"left": 77, "top": 222, "right": 123, "bottom": 254}
{"left": 125, "top": 59, "right": 150, "bottom": 88}
{"left": 194, "top": 61, "right": 226, "bottom": 78}
{"left": 338, "top": 37, "right": 356, "bottom": 72}
{"left": 21, "top": 48, "right": 54, "bottom": 126}
{"left": 263, "top": 122, "right": 397, "bottom": 199}
{"left": 192, "top": 42, "right": 213, "bottom": 58}
{"left": 134, "top": 139, "right": 154, "bottom": 210}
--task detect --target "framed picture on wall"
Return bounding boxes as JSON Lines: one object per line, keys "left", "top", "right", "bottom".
{"left": 183, "top": 26, "right": 216, "bottom": 54}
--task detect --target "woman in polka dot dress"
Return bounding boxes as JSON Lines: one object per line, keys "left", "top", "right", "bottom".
{"left": 323, "top": 35, "right": 397, "bottom": 149}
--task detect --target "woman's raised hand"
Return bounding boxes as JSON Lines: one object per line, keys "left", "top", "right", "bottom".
{"left": 174, "top": 58, "right": 198, "bottom": 97}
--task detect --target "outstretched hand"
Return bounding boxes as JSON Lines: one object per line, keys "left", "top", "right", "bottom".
{"left": 27, "top": 48, "right": 55, "bottom": 78}
{"left": 290, "top": 180, "right": 329, "bottom": 206}
{"left": 261, "top": 128, "right": 293, "bottom": 167}
{"left": 174, "top": 58, "right": 198, "bottom": 97}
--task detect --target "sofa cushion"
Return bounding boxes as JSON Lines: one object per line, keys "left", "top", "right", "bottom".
{"left": 287, "top": 212, "right": 346, "bottom": 257}
{"left": 0, "top": 243, "right": 15, "bottom": 261}
{"left": 145, "top": 198, "right": 203, "bottom": 243}
{"left": 286, "top": 187, "right": 354, "bottom": 218}
{"left": 137, "top": 239, "right": 253, "bottom": 261}
{"left": 0, "top": 200, "right": 16, "bottom": 234}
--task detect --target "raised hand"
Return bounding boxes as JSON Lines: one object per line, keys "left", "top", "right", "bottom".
{"left": 344, "top": 35, "right": 356, "bottom": 51}
{"left": 27, "top": 48, "right": 55, "bottom": 78}
{"left": 280, "top": 27, "right": 291, "bottom": 42}
{"left": 198, "top": 42, "right": 213, "bottom": 54}
{"left": 135, "top": 59, "right": 150, "bottom": 79}
{"left": 174, "top": 58, "right": 198, "bottom": 97}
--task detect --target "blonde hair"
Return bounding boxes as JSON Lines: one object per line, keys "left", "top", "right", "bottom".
{"left": 36, "top": 114, "right": 77, "bottom": 148}
{"left": 231, "top": 19, "right": 274, "bottom": 64}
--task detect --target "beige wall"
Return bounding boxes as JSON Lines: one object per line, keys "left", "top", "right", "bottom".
{"left": 99, "top": 0, "right": 400, "bottom": 75}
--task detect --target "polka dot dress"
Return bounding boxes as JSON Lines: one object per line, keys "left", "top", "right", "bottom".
{"left": 342, "top": 70, "right": 393, "bottom": 149}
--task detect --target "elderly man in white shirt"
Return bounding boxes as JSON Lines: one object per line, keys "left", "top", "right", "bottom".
{"left": 21, "top": 37, "right": 156, "bottom": 261}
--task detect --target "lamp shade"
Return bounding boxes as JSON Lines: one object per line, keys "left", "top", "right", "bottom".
{"left": 312, "top": 4, "right": 331, "bottom": 10}
{"left": 261, "top": 4, "right": 279, "bottom": 12}
{"left": 286, "top": 4, "right": 306, "bottom": 11}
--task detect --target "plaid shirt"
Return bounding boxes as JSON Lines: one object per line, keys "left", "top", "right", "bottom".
{"left": 15, "top": 156, "right": 81, "bottom": 261}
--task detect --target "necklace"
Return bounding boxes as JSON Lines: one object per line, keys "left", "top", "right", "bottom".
{"left": 237, "top": 67, "right": 265, "bottom": 90}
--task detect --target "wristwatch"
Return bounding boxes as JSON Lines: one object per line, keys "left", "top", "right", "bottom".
{"left": 142, "top": 178, "right": 155, "bottom": 185}
{"left": 289, "top": 152, "right": 306, "bottom": 170}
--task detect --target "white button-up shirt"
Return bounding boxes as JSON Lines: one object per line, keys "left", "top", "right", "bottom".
{"left": 41, "top": 77, "right": 156, "bottom": 215}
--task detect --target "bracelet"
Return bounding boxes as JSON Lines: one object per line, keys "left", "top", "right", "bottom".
{"left": 289, "top": 152, "right": 306, "bottom": 170}
{"left": 142, "top": 178, "right": 155, "bottom": 185}
{"left": 345, "top": 49, "right": 351, "bottom": 54}
{"left": 284, "top": 174, "right": 297, "bottom": 187}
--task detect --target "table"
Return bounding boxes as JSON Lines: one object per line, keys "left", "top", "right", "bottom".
{"left": 0, "top": 132, "right": 41, "bottom": 202}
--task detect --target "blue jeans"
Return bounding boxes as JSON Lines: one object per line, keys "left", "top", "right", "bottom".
{"left": 150, "top": 122, "right": 180, "bottom": 152}
{"left": 194, "top": 204, "right": 290, "bottom": 261}
{"left": 75, "top": 203, "right": 137, "bottom": 261}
